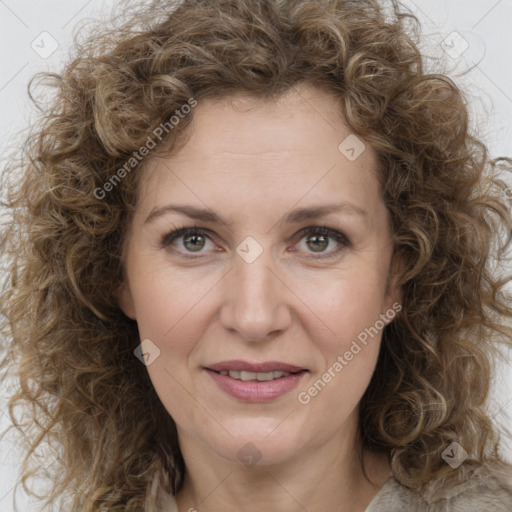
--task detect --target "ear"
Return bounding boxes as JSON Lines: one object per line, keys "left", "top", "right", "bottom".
{"left": 117, "top": 281, "right": 137, "bottom": 320}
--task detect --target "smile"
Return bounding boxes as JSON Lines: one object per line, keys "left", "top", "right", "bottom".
{"left": 217, "top": 370, "right": 292, "bottom": 381}
{"left": 204, "top": 361, "right": 309, "bottom": 402}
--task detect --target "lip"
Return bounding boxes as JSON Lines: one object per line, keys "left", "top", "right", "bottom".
{"left": 203, "top": 360, "right": 308, "bottom": 403}
{"left": 205, "top": 360, "right": 306, "bottom": 373}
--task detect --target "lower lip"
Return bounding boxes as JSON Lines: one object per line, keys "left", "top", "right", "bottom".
{"left": 204, "top": 369, "right": 308, "bottom": 402}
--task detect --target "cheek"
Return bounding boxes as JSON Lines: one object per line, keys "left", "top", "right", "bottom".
{"left": 293, "top": 260, "right": 389, "bottom": 347}
{"left": 309, "top": 284, "right": 384, "bottom": 385}
{"left": 128, "top": 250, "right": 219, "bottom": 340}
{"left": 291, "top": 261, "right": 388, "bottom": 411}
{"left": 294, "top": 273, "right": 386, "bottom": 417}
{"left": 130, "top": 268, "right": 212, "bottom": 421}
{"left": 296, "top": 345, "right": 379, "bottom": 434}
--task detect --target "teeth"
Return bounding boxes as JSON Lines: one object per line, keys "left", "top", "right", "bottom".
{"left": 218, "top": 370, "right": 292, "bottom": 381}
{"left": 256, "top": 372, "right": 275, "bottom": 381}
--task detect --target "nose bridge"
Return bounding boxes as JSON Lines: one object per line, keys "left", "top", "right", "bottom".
{"left": 220, "top": 236, "right": 290, "bottom": 341}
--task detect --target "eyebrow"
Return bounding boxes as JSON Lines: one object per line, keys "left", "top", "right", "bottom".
{"left": 143, "top": 201, "right": 368, "bottom": 226}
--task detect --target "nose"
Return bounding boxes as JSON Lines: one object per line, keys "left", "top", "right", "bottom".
{"left": 219, "top": 241, "right": 292, "bottom": 342}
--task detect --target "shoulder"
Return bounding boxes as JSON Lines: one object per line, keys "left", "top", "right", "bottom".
{"left": 421, "top": 460, "right": 512, "bottom": 511}
{"left": 367, "top": 460, "right": 512, "bottom": 512}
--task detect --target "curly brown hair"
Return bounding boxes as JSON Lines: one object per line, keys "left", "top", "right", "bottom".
{"left": 1, "top": 0, "right": 512, "bottom": 510}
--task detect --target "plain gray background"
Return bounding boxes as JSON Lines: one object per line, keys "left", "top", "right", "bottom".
{"left": 1, "top": 0, "right": 511, "bottom": 510}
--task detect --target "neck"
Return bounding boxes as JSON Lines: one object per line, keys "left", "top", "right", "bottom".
{"left": 173, "top": 429, "right": 391, "bottom": 512}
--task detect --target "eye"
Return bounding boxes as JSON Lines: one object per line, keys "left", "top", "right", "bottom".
{"left": 293, "top": 226, "right": 351, "bottom": 259}
{"left": 160, "top": 225, "right": 351, "bottom": 259}
{"left": 161, "top": 226, "right": 215, "bottom": 255}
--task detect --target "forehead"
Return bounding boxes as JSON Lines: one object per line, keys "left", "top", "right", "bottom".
{"left": 137, "top": 85, "right": 384, "bottom": 228}
{"left": 161, "top": 86, "right": 370, "bottom": 163}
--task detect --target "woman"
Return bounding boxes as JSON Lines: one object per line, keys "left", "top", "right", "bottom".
{"left": 1, "top": 0, "right": 511, "bottom": 510}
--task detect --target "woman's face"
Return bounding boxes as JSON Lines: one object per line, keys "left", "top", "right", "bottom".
{"left": 119, "top": 85, "right": 401, "bottom": 466}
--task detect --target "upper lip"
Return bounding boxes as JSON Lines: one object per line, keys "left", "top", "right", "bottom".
{"left": 205, "top": 360, "right": 307, "bottom": 373}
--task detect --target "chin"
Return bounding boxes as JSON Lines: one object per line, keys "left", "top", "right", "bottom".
{"left": 200, "top": 418, "right": 310, "bottom": 467}
{"left": 219, "top": 438, "right": 302, "bottom": 468}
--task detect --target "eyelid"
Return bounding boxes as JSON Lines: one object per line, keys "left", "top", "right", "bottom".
{"left": 160, "top": 224, "right": 210, "bottom": 248}
{"left": 298, "top": 225, "right": 351, "bottom": 246}
{"left": 160, "top": 224, "right": 351, "bottom": 258}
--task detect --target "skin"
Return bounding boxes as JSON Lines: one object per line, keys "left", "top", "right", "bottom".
{"left": 119, "top": 84, "right": 402, "bottom": 512}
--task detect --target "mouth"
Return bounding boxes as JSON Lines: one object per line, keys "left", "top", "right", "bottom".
{"left": 203, "top": 360, "right": 309, "bottom": 402}
{"left": 212, "top": 369, "right": 303, "bottom": 381}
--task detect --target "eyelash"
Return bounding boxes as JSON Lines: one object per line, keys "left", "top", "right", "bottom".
{"left": 160, "top": 225, "right": 351, "bottom": 260}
